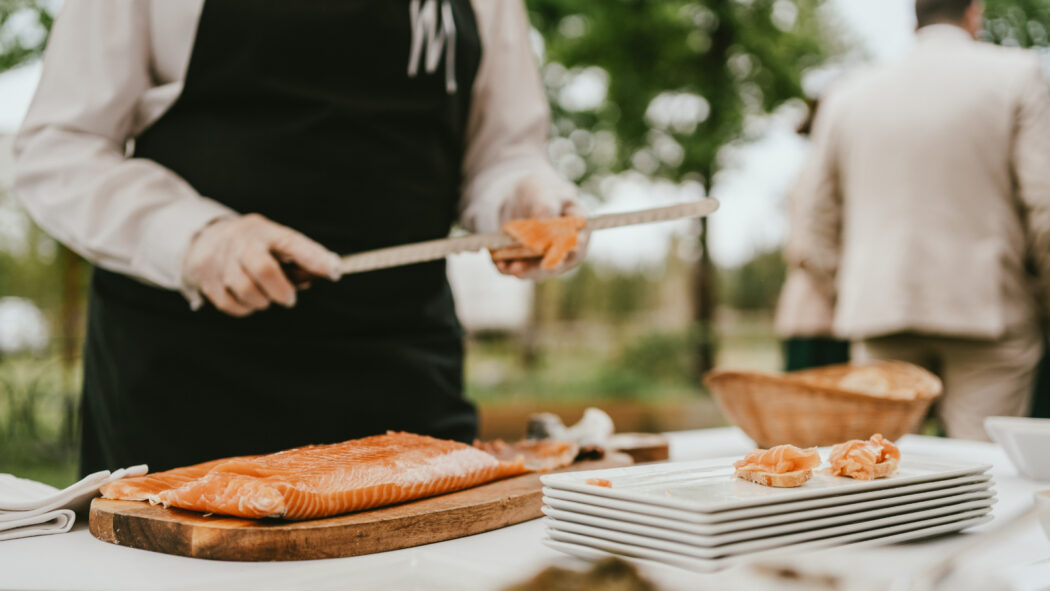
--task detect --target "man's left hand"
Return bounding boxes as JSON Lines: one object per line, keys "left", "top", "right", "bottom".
{"left": 494, "top": 181, "right": 589, "bottom": 280}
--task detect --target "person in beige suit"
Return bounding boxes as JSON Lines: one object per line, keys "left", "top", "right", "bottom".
{"left": 776, "top": 100, "right": 850, "bottom": 372}
{"left": 796, "top": 0, "right": 1050, "bottom": 440}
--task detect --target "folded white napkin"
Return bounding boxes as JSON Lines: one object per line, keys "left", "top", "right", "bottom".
{"left": 0, "top": 465, "right": 147, "bottom": 541}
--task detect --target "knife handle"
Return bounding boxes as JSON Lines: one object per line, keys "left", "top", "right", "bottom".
{"left": 489, "top": 245, "right": 542, "bottom": 262}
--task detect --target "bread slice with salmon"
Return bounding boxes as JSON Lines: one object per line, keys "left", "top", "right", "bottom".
{"left": 828, "top": 433, "right": 900, "bottom": 480}
{"left": 733, "top": 444, "right": 821, "bottom": 488}
{"left": 736, "top": 468, "right": 815, "bottom": 488}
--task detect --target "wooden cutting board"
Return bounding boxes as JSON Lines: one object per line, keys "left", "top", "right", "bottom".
{"left": 89, "top": 453, "right": 632, "bottom": 561}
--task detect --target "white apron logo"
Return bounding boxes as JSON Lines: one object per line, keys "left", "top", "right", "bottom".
{"left": 408, "top": 0, "right": 458, "bottom": 94}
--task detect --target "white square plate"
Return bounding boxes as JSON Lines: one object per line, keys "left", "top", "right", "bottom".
{"left": 542, "top": 513, "right": 992, "bottom": 573}
{"left": 540, "top": 454, "right": 990, "bottom": 514}
{"left": 542, "top": 482, "right": 992, "bottom": 535}
{"left": 543, "top": 488, "right": 995, "bottom": 542}
{"left": 543, "top": 497, "right": 995, "bottom": 555}
{"left": 542, "top": 474, "right": 991, "bottom": 524}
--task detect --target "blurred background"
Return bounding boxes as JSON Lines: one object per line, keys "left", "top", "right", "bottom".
{"left": 1, "top": 0, "right": 1048, "bottom": 486}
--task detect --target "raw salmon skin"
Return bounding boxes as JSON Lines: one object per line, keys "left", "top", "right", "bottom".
{"left": 733, "top": 444, "right": 820, "bottom": 474}
{"left": 501, "top": 216, "right": 586, "bottom": 270}
{"left": 828, "top": 434, "right": 900, "bottom": 480}
{"left": 100, "top": 432, "right": 530, "bottom": 520}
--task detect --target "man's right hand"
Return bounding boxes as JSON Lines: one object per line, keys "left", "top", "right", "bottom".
{"left": 183, "top": 214, "right": 340, "bottom": 317}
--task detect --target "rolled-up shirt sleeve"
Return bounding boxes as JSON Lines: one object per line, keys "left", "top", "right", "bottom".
{"left": 459, "top": 0, "right": 577, "bottom": 234}
{"left": 13, "top": 0, "right": 234, "bottom": 301}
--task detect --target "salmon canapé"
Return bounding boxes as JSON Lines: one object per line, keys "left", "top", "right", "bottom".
{"left": 828, "top": 433, "right": 900, "bottom": 481}
{"left": 495, "top": 216, "right": 586, "bottom": 270}
{"left": 100, "top": 432, "right": 533, "bottom": 520}
{"left": 733, "top": 445, "right": 821, "bottom": 488}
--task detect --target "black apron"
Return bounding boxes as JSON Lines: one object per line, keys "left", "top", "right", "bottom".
{"left": 80, "top": 0, "right": 482, "bottom": 475}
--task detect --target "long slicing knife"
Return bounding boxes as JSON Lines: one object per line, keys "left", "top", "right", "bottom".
{"left": 335, "top": 198, "right": 719, "bottom": 276}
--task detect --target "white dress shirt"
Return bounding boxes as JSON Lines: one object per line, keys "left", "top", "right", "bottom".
{"left": 13, "top": 0, "right": 574, "bottom": 304}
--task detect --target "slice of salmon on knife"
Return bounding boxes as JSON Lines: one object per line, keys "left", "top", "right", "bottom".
{"left": 492, "top": 216, "right": 588, "bottom": 270}
{"left": 304, "top": 199, "right": 719, "bottom": 277}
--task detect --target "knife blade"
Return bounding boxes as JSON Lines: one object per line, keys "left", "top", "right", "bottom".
{"left": 334, "top": 198, "right": 719, "bottom": 276}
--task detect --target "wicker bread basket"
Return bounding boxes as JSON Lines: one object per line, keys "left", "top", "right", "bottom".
{"left": 704, "top": 361, "right": 943, "bottom": 448}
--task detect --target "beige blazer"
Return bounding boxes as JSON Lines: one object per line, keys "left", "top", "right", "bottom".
{"left": 796, "top": 25, "right": 1050, "bottom": 341}
{"left": 775, "top": 153, "right": 838, "bottom": 338}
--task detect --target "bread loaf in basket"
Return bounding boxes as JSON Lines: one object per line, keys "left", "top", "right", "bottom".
{"left": 704, "top": 361, "right": 942, "bottom": 448}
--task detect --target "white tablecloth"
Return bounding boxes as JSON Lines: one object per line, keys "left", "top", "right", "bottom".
{"left": 0, "top": 428, "right": 1047, "bottom": 591}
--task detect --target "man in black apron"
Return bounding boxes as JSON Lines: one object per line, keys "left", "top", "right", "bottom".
{"left": 81, "top": 1, "right": 485, "bottom": 474}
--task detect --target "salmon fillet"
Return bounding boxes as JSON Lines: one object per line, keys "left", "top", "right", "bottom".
{"left": 828, "top": 434, "right": 900, "bottom": 481}
{"left": 99, "top": 457, "right": 254, "bottom": 501}
{"left": 497, "top": 216, "right": 586, "bottom": 270}
{"left": 101, "top": 432, "right": 530, "bottom": 520}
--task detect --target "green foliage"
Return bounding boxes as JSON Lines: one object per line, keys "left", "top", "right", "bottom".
{"left": 0, "top": 0, "right": 53, "bottom": 73}
{"left": 615, "top": 330, "right": 695, "bottom": 385}
{"left": 465, "top": 329, "right": 703, "bottom": 402}
{"left": 538, "top": 263, "right": 657, "bottom": 325}
{"left": 527, "top": 0, "right": 834, "bottom": 375}
{"left": 0, "top": 356, "right": 79, "bottom": 486}
{"left": 718, "top": 248, "right": 786, "bottom": 310}
{"left": 527, "top": 0, "right": 833, "bottom": 186}
{"left": 0, "top": 1, "right": 68, "bottom": 318}
{"left": 984, "top": 0, "right": 1050, "bottom": 47}
{"left": 0, "top": 1, "right": 74, "bottom": 485}
{"left": 0, "top": 205, "right": 67, "bottom": 311}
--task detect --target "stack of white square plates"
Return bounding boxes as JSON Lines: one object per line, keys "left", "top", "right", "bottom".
{"left": 540, "top": 455, "right": 995, "bottom": 572}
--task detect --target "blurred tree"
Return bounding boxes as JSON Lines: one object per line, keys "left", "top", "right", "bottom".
{"left": 984, "top": 0, "right": 1050, "bottom": 47}
{"left": 719, "top": 247, "right": 786, "bottom": 310}
{"left": 0, "top": 0, "right": 84, "bottom": 378}
{"left": 0, "top": 0, "right": 53, "bottom": 71}
{"left": 0, "top": 225, "right": 62, "bottom": 309}
{"left": 526, "top": 0, "right": 833, "bottom": 376}
{"left": 540, "top": 262, "right": 655, "bottom": 326}
{"left": 550, "top": 264, "right": 599, "bottom": 322}
{"left": 605, "top": 273, "right": 653, "bottom": 323}
{"left": 616, "top": 331, "right": 694, "bottom": 386}
{"left": 1, "top": 0, "right": 62, "bottom": 297}
{"left": 1, "top": 0, "right": 81, "bottom": 459}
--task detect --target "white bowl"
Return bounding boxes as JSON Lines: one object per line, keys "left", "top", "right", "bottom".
{"left": 1037, "top": 490, "right": 1050, "bottom": 543}
{"left": 984, "top": 416, "right": 1050, "bottom": 480}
